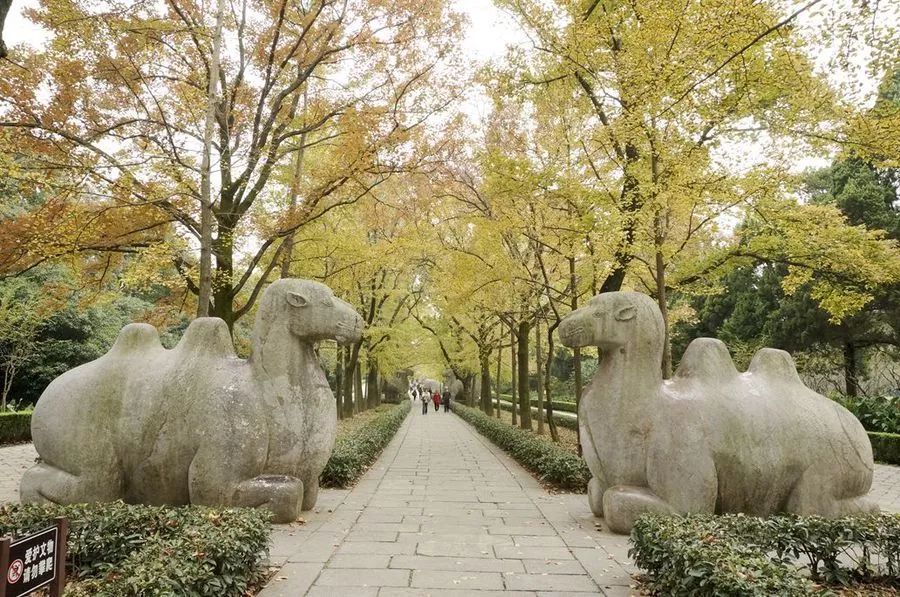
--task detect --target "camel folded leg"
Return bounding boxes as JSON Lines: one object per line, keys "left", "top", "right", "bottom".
{"left": 20, "top": 462, "right": 123, "bottom": 505}
{"left": 232, "top": 475, "right": 305, "bottom": 523}
{"left": 588, "top": 476, "right": 606, "bottom": 517}
{"left": 602, "top": 485, "right": 674, "bottom": 534}
{"left": 786, "top": 466, "right": 878, "bottom": 517}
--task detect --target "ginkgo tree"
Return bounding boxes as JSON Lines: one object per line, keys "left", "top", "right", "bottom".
{"left": 0, "top": 0, "right": 462, "bottom": 329}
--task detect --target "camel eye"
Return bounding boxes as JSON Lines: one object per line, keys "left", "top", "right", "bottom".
{"left": 592, "top": 310, "right": 603, "bottom": 318}
{"left": 287, "top": 292, "right": 309, "bottom": 308}
{"left": 615, "top": 306, "right": 636, "bottom": 321}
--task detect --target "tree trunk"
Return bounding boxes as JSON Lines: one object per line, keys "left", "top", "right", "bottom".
{"left": 480, "top": 348, "right": 492, "bottom": 416}
{"left": 366, "top": 357, "right": 379, "bottom": 410}
{"left": 280, "top": 86, "right": 308, "bottom": 278}
{"left": 844, "top": 341, "right": 860, "bottom": 397}
{"left": 510, "top": 326, "right": 518, "bottom": 426}
{"left": 342, "top": 345, "right": 356, "bottom": 418}
{"left": 517, "top": 320, "right": 532, "bottom": 430}
{"left": 464, "top": 373, "right": 476, "bottom": 407}
{"left": 535, "top": 318, "right": 544, "bottom": 435}
{"left": 545, "top": 323, "right": 560, "bottom": 443}
{"left": 354, "top": 362, "right": 363, "bottom": 415}
{"left": 211, "top": 217, "right": 236, "bottom": 330}
{"left": 495, "top": 342, "right": 503, "bottom": 418}
{"left": 335, "top": 346, "right": 344, "bottom": 420}
{"left": 655, "top": 250, "right": 672, "bottom": 379}
{"left": 569, "top": 256, "right": 582, "bottom": 455}
{"left": 196, "top": 0, "right": 224, "bottom": 318}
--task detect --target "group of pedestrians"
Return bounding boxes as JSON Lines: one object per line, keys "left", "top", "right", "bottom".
{"left": 408, "top": 381, "right": 451, "bottom": 414}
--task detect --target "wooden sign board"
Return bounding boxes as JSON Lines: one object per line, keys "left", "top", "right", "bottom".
{"left": 0, "top": 518, "right": 67, "bottom": 597}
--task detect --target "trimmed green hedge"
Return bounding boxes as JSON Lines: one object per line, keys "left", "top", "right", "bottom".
{"left": 496, "top": 399, "right": 579, "bottom": 431}
{"left": 0, "top": 502, "right": 271, "bottom": 596}
{"left": 320, "top": 401, "right": 409, "bottom": 488}
{"left": 0, "top": 410, "right": 32, "bottom": 444}
{"left": 499, "top": 393, "right": 578, "bottom": 414}
{"left": 870, "top": 431, "right": 900, "bottom": 465}
{"left": 631, "top": 513, "right": 900, "bottom": 595}
{"left": 455, "top": 404, "right": 589, "bottom": 491}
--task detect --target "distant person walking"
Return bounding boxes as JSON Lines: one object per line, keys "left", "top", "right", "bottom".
{"left": 420, "top": 389, "right": 428, "bottom": 415}
{"left": 432, "top": 390, "right": 441, "bottom": 412}
{"left": 442, "top": 389, "right": 451, "bottom": 412}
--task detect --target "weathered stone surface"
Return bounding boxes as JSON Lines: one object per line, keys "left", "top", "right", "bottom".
{"left": 559, "top": 291, "right": 877, "bottom": 534}
{"left": 21, "top": 279, "right": 363, "bottom": 522}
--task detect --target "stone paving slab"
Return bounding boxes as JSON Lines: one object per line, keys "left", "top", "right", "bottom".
{"left": 2, "top": 414, "right": 900, "bottom": 596}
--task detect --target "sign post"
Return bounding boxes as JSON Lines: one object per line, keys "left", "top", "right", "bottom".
{"left": 1, "top": 518, "right": 67, "bottom": 597}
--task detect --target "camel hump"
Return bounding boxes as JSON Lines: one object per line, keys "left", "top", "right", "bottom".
{"left": 673, "top": 338, "right": 739, "bottom": 383}
{"left": 176, "top": 317, "right": 236, "bottom": 358}
{"left": 747, "top": 348, "right": 802, "bottom": 384}
{"left": 108, "top": 323, "right": 162, "bottom": 356}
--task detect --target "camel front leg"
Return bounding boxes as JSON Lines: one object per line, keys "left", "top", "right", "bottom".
{"left": 602, "top": 485, "right": 674, "bottom": 534}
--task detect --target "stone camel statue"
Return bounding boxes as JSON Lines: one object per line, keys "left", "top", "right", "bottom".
{"left": 559, "top": 291, "right": 876, "bottom": 534}
{"left": 21, "top": 279, "right": 363, "bottom": 523}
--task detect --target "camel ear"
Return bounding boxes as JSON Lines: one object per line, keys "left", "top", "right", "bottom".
{"left": 287, "top": 292, "right": 309, "bottom": 308}
{"left": 614, "top": 305, "right": 637, "bottom": 321}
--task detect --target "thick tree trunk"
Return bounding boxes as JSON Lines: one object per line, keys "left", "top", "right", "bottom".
{"left": 354, "top": 363, "right": 363, "bottom": 415}
{"left": 844, "top": 342, "right": 860, "bottom": 397}
{"left": 545, "top": 323, "right": 560, "bottom": 443}
{"left": 335, "top": 346, "right": 344, "bottom": 420}
{"left": 366, "top": 358, "right": 379, "bottom": 410}
{"left": 655, "top": 250, "right": 672, "bottom": 379}
{"left": 510, "top": 326, "right": 518, "bottom": 426}
{"left": 210, "top": 215, "right": 236, "bottom": 330}
{"left": 464, "top": 373, "right": 476, "bottom": 407}
{"left": 0, "top": 0, "right": 11, "bottom": 59}
{"left": 535, "top": 319, "right": 544, "bottom": 435}
{"left": 480, "top": 349, "right": 492, "bottom": 416}
{"left": 343, "top": 346, "right": 356, "bottom": 418}
{"left": 196, "top": 0, "right": 225, "bottom": 318}
{"left": 495, "top": 343, "right": 502, "bottom": 418}
{"left": 570, "top": 256, "right": 582, "bottom": 455}
{"left": 517, "top": 320, "right": 532, "bottom": 430}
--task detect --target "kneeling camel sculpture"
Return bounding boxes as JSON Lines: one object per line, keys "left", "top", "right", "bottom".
{"left": 559, "top": 291, "right": 876, "bottom": 534}
{"left": 21, "top": 279, "right": 363, "bottom": 523}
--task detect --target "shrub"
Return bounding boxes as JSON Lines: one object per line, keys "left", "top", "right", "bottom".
{"left": 869, "top": 431, "right": 900, "bottom": 465}
{"left": 0, "top": 501, "right": 271, "bottom": 597}
{"left": 320, "top": 401, "right": 409, "bottom": 488}
{"left": 834, "top": 394, "right": 899, "bottom": 434}
{"left": 454, "top": 404, "right": 590, "bottom": 491}
{"left": 630, "top": 513, "right": 900, "bottom": 596}
{"left": 0, "top": 410, "right": 31, "bottom": 444}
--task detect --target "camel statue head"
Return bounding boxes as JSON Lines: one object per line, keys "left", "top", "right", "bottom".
{"left": 256, "top": 279, "right": 364, "bottom": 346}
{"left": 559, "top": 291, "right": 663, "bottom": 353}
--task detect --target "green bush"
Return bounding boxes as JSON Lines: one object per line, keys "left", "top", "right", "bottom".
{"left": 0, "top": 410, "right": 32, "bottom": 444}
{"left": 869, "top": 431, "right": 900, "bottom": 465}
{"left": 499, "top": 393, "right": 578, "bottom": 414}
{"left": 320, "top": 401, "right": 409, "bottom": 488}
{"left": 630, "top": 513, "right": 900, "bottom": 596}
{"left": 0, "top": 501, "right": 271, "bottom": 597}
{"left": 454, "top": 404, "right": 589, "bottom": 491}
{"left": 834, "top": 394, "right": 899, "bottom": 434}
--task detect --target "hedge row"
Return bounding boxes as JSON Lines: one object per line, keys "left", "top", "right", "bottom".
{"left": 0, "top": 502, "right": 271, "bottom": 596}
{"left": 496, "top": 399, "right": 579, "bottom": 431}
{"left": 320, "top": 401, "right": 410, "bottom": 488}
{"left": 455, "top": 404, "right": 589, "bottom": 491}
{"left": 0, "top": 410, "right": 32, "bottom": 444}
{"left": 870, "top": 431, "right": 900, "bottom": 465}
{"left": 631, "top": 513, "right": 900, "bottom": 596}
{"left": 499, "top": 393, "right": 578, "bottom": 414}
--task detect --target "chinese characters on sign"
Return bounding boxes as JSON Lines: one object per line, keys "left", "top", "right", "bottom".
{"left": 0, "top": 518, "right": 67, "bottom": 597}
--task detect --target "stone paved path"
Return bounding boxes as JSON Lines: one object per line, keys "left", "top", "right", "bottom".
{"left": 2, "top": 416, "right": 900, "bottom": 596}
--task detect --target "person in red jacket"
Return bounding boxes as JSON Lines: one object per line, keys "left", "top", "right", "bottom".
{"left": 432, "top": 390, "right": 441, "bottom": 412}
